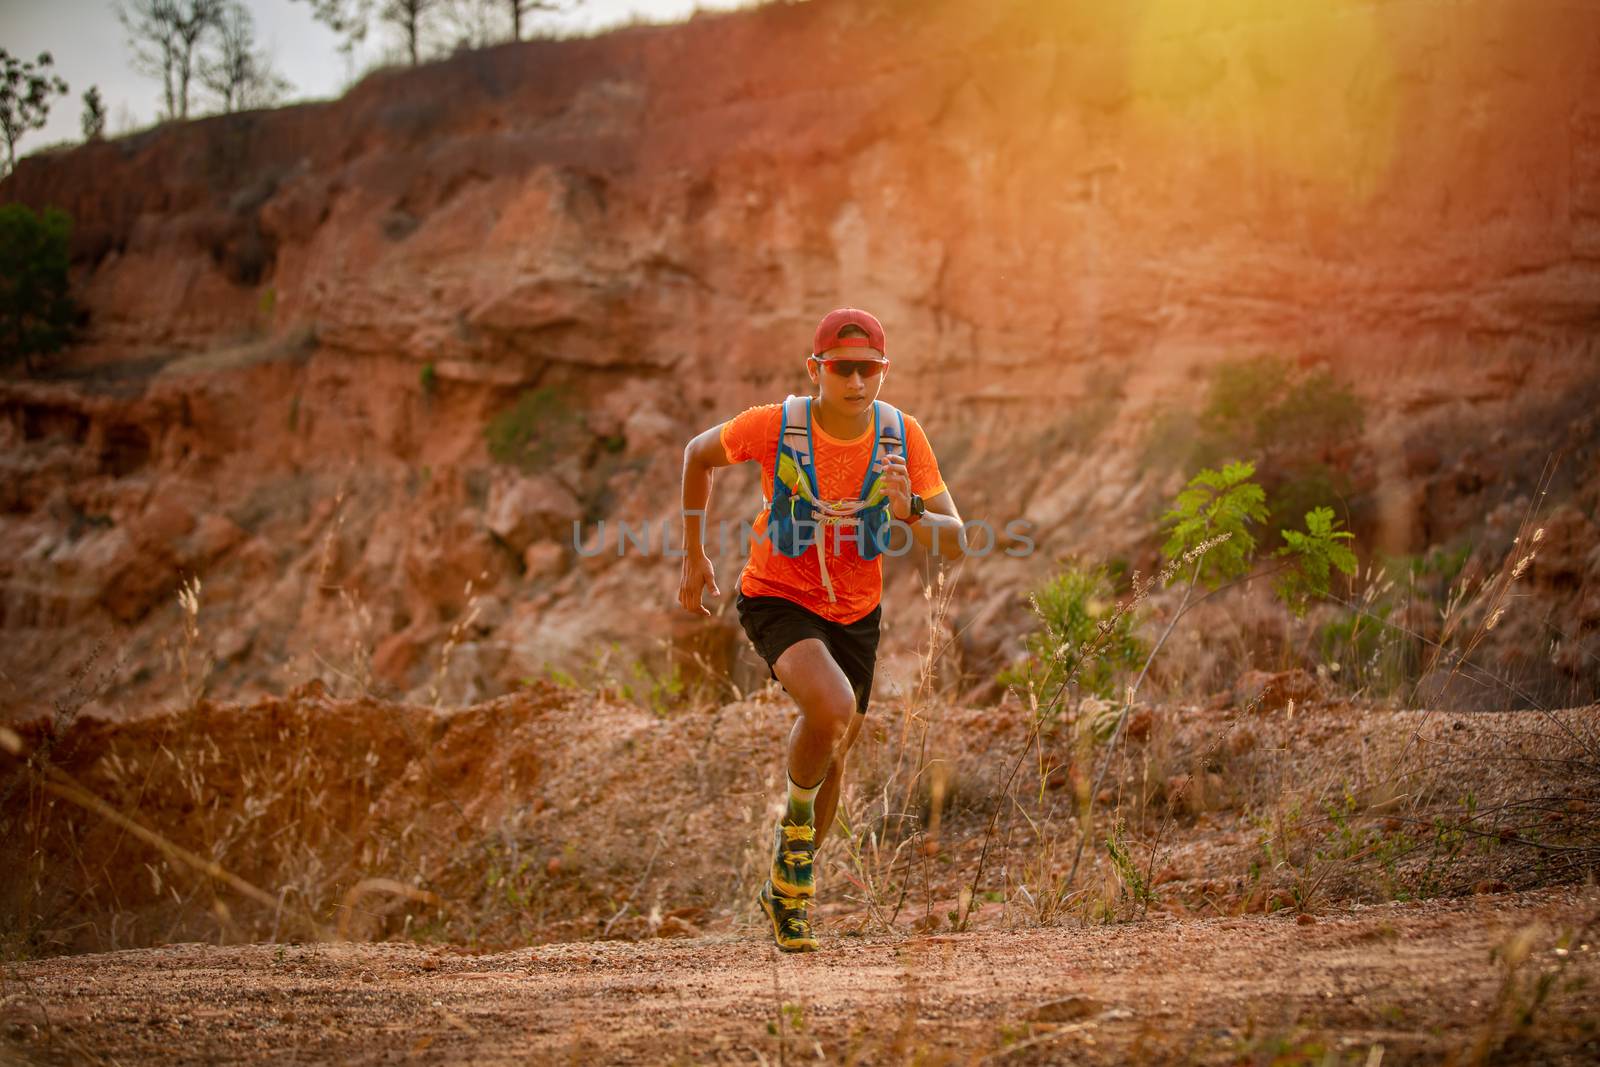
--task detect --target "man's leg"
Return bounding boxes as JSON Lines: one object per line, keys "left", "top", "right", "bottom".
{"left": 772, "top": 638, "right": 858, "bottom": 795}
{"left": 812, "top": 711, "right": 863, "bottom": 846}
{"left": 809, "top": 608, "right": 877, "bottom": 848}
{"left": 763, "top": 639, "right": 855, "bottom": 899}
{"left": 755, "top": 638, "right": 856, "bottom": 951}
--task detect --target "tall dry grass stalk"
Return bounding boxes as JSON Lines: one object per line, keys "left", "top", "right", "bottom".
{"left": 428, "top": 574, "right": 487, "bottom": 708}
{"left": 829, "top": 559, "right": 967, "bottom": 933}
{"left": 960, "top": 533, "right": 1231, "bottom": 927}
{"left": 170, "top": 576, "right": 212, "bottom": 710}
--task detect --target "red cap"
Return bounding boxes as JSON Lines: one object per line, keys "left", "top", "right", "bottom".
{"left": 812, "top": 307, "right": 887, "bottom": 358}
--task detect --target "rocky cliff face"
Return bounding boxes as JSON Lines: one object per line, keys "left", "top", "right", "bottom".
{"left": 2, "top": 0, "right": 1597, "bottom": 719}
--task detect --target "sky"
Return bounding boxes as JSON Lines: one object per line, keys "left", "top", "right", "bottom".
{"left": 0, "top": 0, "right": 752, "bottom": 155}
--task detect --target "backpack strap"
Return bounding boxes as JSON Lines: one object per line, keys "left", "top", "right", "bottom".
{"left": 780, "top": 394, "right": 813, "bottom": 471}
{"left": 859, "top": 400, "right": 907, "bottom": 500}
{"left": 766, "top": 394, "right": 817, "bottom": 510}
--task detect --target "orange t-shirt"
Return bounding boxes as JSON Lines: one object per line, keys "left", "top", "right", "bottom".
{"left": 720, "top": 402, "right": 947, "bottom": 623}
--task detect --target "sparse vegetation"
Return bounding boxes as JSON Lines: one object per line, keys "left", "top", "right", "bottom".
{"left": 1144, "top": 356, "right": 1366, "bottom": 544}
{"left": 1, "top": 349, "right": 1596, "bottom": 1062}
{"left": 999, "top": 563, "right": 1146, "bottom": 704}
{"left": 80, "top": 85, "right": 107, "bottom": 142}
{"left": 0, "top": 204, "right": 79, "bottom": 375}
{"left": 483, "top": 385, "right": 583, "bottom": 472}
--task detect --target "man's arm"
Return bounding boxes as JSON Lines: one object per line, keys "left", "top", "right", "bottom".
{"left": 910, "top": 488, "right": 966, "bottom": 562}
{"left": 678, "top": 424, "right": 737, "bottom": 615}
{"left": 878, "top": 454, "right": 966, "bottom": 562}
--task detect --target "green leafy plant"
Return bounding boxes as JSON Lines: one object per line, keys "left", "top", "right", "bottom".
{"left": 1000, "top": 565, "right": 1146, "bottom": 703}
{"left": 1159, "top": 459, "right": 1268, "bottom": 586}
{"left": 81, "top": 85, "right": 106, "bottom": 141}
{"left": 1, "top": 49, "right": 69, "bottom": 174}
{"left": 0, "top": 203, "right": 78, "bottom": 374}
{"left": 1104, "top": 820, "right": 1154, "bottom": 912}
{"left": 1275, "top": 506, "right": 1358, "bottom": 614}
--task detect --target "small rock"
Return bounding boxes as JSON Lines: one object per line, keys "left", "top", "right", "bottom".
{"left": 1027, "top": 996, "right": 1101, "bottom": 1023}
{"left": 523, "top": 541, "right": 565, "bottom": 581}
{"left": 1232, "top": 669, "right": 1323, "bottom": 713}
{"left": 655, "top": 916, "right": 698, "bottom": 939}
{"left": 188, "top": 513, "right": 246, "bottom": 563}
{"left": 485, "top": 474, "right": 581, "bottom": 554}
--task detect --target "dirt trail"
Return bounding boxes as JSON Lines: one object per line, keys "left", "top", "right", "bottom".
{"left": 3, "top": 888, "right": 1597, "bottom": 1065}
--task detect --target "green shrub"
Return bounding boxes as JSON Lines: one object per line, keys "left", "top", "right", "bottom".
{"left": 1194, "top": 356, "right": 1290, "bottom": 463}
{"left": 0, "top": 203, "right": 77, "bottom": 374}
{"left": 484, "top": 386, "right": 582, "bottom": 473}
{"left": 1275, "top": 506, "right": 1358, "bottom": 613}
{"left": 1268, "top": 368, "right": 1364, "bottom": 455}
{"left": 1191, "top": 358, "right": 1364, "bottom": 467}
{"left": 1318, "top": 602, "right": 1410, "bottom": 696}
{"left": 1160, "top": 459, "right": 1269, "bottom": 587}
{"left": 1148, "top": 358, "right": 1365, "bottom": 546}
{"left": 999, "top": 563, "right": 1146, "bottom": 702}
{"left": 1265, "top": 461, "right": 1352, "bottom": 544}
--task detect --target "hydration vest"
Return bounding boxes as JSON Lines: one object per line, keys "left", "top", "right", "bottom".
{"left": 765, "top": 394, "right": 907, "bottom": 603}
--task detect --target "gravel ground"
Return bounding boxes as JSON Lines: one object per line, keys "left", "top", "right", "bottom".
{"left": 3, "top": 887, "right": 1598, "bottom": 1065}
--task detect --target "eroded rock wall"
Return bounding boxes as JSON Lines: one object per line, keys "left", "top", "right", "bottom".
{"left": 1, "top": 0, "right": 1597, "bottom": 716}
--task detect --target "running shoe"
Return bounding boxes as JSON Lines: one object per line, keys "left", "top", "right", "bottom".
{"left": 770, "top": 820, "right": 817, "bottom": 899}
{"left": 757, "top": 881, "right": 819, "bottom": 952}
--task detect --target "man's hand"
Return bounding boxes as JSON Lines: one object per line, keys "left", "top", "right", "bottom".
{"left": 878, "top": 453, "right": 914, "bottom": 521}
{"left": 678, "top": 552, "right": 721, "bottom": 616}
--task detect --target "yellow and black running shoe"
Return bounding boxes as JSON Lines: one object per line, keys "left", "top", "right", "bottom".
{"left": 770, "top": 820, "right": 816, "bottom": 898}
{"left": 758, "top": 881, "right": 819, "bottom": 953}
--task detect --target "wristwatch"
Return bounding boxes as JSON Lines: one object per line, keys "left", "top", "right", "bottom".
{"left": 905, "top": 493, "right": 925, "bottom": 524}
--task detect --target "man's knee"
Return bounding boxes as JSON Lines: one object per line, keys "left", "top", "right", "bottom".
{"left": 803, "top": 687, "right": 856, "bottom": 741}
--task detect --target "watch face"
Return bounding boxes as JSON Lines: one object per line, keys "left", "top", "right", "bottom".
{"left": 911, "top": 494, "right": 925, "bottom": 516}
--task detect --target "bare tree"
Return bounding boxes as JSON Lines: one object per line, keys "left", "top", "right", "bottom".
{"left": 502, "top": 0, "right": 562, "bottom": 42}
{"left": 308, "top": 0, "right": 562, "bottom": 67}
{"left": 438, "top": 0, "right": 569, "bottom": 50}
{"left": 300, "top": 0, "right": 438, "bottom": 67}
{"left": 296, "top": 0, "right": 375, "bottom": 57}
{"left": 440, "top": 0, "right": 501, "bottom": 50}
{"left": 118, "top": 0, "right": 179, "bottom": 119}
{"left": 0, "top": 50, "right": 69, "bottom": 175}
{"left": 118, "top": 0, "right": 227, "bottom": 121}
{"left": 200, "top": 3, "right": 293, "bottom": 113}
{"left": 382, "top": 0, "right": 441, "bottom": 67}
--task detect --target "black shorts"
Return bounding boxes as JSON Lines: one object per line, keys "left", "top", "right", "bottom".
{"left": 736, "top": 590, "right": 882, "bottom": 715}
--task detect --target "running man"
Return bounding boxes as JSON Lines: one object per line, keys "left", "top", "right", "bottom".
{"left": 677, "top": 308, "right": 968, "bottom": 951}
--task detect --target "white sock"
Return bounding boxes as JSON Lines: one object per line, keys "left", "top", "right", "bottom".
{"left": 784, "top": 773, "right": 822, "bottom": 825}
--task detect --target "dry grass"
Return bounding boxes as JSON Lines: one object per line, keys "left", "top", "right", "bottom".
{"left": 3, "top": 650, "right": 1594, "bottom": 967}
{"left": 0, "top": 467, "right": 1595, "bottom": 983}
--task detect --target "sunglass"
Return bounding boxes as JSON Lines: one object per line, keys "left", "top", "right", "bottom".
{"left": 812, "top": 357, "right": 888, "bottom": 379}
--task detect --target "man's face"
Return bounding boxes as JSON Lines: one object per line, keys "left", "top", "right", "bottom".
{"left": 807, "top": 346, "right": 888, "bottom": 415}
